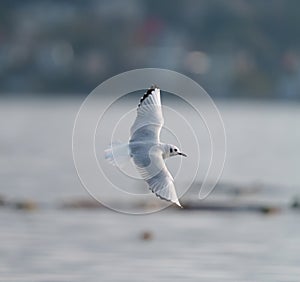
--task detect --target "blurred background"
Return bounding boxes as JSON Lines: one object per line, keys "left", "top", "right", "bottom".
{"left": 1, "top": 0, "right": 300, "bottom": 98}
{"left": 1, "top": 1, "right": 300, "bottom": 281}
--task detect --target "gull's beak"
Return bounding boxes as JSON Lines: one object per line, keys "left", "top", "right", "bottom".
{"left": 178, "top": 152, "right": 187, "bottom": 157}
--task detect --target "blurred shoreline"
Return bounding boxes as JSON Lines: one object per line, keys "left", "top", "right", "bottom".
{"left": 0, "top": 1, "right": 300, "bottom": 99}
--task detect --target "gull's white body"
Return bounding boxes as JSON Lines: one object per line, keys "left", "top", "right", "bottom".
{"left": 105, "top": 86, "right": 186, "bottom": 207}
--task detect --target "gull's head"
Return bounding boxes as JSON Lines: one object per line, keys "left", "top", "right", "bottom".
{"left": 164, "top": 144, "right": 187, "bottom": 158}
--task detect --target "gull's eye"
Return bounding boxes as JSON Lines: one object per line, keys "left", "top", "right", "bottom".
{"left": 174, "top": 148, "right": 177, "bottom": 152}
{"left": 170, "top": 148, "right": 173, "bottom": 153}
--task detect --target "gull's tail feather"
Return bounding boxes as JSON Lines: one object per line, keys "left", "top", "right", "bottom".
{"left": 104, "top": 142, "right": 131, "bottom": 167}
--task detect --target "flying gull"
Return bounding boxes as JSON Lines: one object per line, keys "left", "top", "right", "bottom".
{"left": 105, "top": 85, "right": 187, "bottom": 207}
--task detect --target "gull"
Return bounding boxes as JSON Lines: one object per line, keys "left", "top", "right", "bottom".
{"left": 104, "top": 85, "right": 187, "bottom": 207}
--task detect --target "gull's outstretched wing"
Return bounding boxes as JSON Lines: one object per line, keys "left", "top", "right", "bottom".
{"left": 131, "top": 145, "right": 182, "bottom": 207}
{"left": 130, "top": 86, "right": 164, "bottom": 143}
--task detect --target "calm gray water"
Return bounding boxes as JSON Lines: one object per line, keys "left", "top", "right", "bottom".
{"left": 1, "top": 209, "right": 300, "bottom": 282}
{"left": 0, "top": 98, "right": 299, "bottom": 281}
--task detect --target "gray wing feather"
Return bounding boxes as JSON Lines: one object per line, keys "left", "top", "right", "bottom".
{"left": 130, "top": 88, "right": 163, "bottom": 143}
{"left": 132, "top": 146, "right": 181, "bottom": 207}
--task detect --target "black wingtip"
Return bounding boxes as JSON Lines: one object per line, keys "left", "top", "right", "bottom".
{"left": 138, "top": 85, "right": 159, "bottom": 108}
{"left": 146, "top": 84, "right": 159, "bottom": 94}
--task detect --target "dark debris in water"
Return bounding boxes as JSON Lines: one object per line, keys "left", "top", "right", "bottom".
{"left": 291, "top": 197, "right": 300, "bottom": 209}
{"left": 0, "top": 196, "right": 39, "bottom": 211}
{"left": 140, "top": 231, "right": 153, "bottom": 241}
{"left": 180, "top": 201, "right": 282, "bottom": 214}
{"left": 14, "top": 200, "right": 38, "bottom": 211}
{"left": 60, "top": 198, "right": 103, "bottom": 209}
